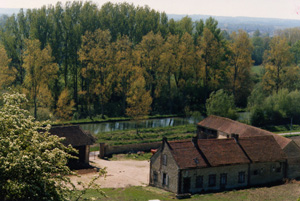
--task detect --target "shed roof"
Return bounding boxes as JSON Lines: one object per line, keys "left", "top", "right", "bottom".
{"left": 198, "top": 115, "right": 291, "bottom": 149}
{"left": 49, "top": 126, "right": 96, "bottom": 147}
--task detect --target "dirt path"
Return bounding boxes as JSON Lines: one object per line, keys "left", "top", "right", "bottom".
{"left": 69, "top": 156, "right": 150, "bottom": 189}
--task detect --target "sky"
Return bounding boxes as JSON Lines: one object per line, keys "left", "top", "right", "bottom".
{"left": 1, "top": 0, "right": 300, "bottom": 20}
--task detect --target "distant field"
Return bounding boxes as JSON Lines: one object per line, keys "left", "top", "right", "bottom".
{"left": 94, "top": 124, "right": 196, "bottom": 146}
{"left": 75, "top": 182, "right": 300, "bottom": 201}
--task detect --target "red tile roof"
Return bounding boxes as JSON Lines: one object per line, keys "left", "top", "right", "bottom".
{"left": 197, "top": 138, "right": 250, "bottom": 166}
{"left": 168, "top": 140, "right": 208, "bottom": 169}
{"left": 198, "top": 115, "right": 291, "bottom": 149}
{"left": 238, "top": 136, "right": 287, "bottom": 162}
{"left": 165, "top": 136, "right": 286, "bottom": 169}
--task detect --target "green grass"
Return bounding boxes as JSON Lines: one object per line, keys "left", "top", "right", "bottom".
{"left": 74, "top": 183, "right": 300, "bottom": 201}
{"left": 264, "top": 124, "right": 300, "bottom": 134}
{"left": 109, "top": 152, "right": 153, "bottom": 161}
{"left": 95, "top": 124, "right": 196, "bottom": 146}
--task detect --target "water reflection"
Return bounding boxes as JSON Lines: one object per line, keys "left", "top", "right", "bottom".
{"left": 80, "top": 117, "right": 200, "bottom": 134}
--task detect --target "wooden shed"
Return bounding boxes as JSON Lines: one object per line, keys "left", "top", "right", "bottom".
{"left": 49, "top": 125, "right": 96, "bottom": 169}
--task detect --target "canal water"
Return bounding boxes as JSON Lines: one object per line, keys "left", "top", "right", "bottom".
{"left": 80, "top": 117, "right": 201, "bottom": 135}
{"left": 80, "top": 112, "right": 249, "bottom": 135}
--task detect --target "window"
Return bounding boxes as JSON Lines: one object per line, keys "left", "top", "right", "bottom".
{"left": 220, "top": 173, "right": 227, "bottom": 186}
{"left": 163, "top": 154, "right": 167, "bottom": 166}
{"left": 153, "top": 171, "right": 158, "bottom": 182}
{"left": 238, "top": 171, "right": 245, "bottom": 183}
{"left": 195, "top": 176, "right": 203, "bottom": 188}
{"left": 209, "top": 174, "right": 216, "bottom": 187}
{"left": 162, "top": 173, "right": 168, "bottom": 186}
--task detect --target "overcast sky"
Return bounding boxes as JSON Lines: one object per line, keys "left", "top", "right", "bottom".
{"left": 2, "top": 0, "right": 300, "bottom": 20}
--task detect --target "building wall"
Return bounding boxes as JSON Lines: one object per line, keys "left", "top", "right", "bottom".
{"left": 284, "top": 141, "right": 300, "bottom": 179}
{"left": 180, "top": 164, "right": 249, "bottom": 194}
{"left": 150, "top": 144, "right": 179, "bottom": 193}
{"left": 249, "top": 162, "right": 285, "bottom": 186}
{"left": 197, "top": 126, "right": 218, "bottom": 139}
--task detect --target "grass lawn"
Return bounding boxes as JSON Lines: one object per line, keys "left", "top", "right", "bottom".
{"left": 75, "top": 183, "right": 300, "bottom": 201}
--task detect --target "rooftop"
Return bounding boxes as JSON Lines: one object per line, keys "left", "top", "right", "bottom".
{"left": 165, "top": 135, "right": 286, "bottom": 169}
{"left": 49, "top": 125, "right": 96, "bottom": 147}
{"left": 198, "top": 115, "right": 291, "bottom": 149}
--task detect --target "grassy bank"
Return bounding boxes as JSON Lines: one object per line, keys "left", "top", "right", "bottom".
{"left": 94, "top": 124, "right": 196, "bottom": 146}
{"left": 89, "top": 122, "right": 300, "bottom": 151}
{"left": 74, "top": 183, "right": 300, "bottom": 201}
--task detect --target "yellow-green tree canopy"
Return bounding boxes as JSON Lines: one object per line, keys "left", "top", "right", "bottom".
{"left": 23, "top": 39, "right": 58, "bottom": 119}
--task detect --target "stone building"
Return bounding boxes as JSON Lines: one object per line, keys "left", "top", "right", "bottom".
{"left": 197, "top": 115, "right": 300, "bottom": 178}
{"left": 150, "top": 135, "right": 286, "bottom": 194}
{"left": 49, "top": 125, "right": 95, "bottom": 169}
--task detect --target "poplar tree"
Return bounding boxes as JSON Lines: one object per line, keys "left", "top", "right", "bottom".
{"left": 23, "top": 39, "right": 58, "bottom": 119}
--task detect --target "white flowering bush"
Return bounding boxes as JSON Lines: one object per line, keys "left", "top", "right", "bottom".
{"left": 0, "top": 92, "right": 77, "bottom": 200}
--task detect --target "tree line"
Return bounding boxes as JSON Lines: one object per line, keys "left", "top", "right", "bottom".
{"left": 1, "top": 1, "right": 300, "bottom": 125}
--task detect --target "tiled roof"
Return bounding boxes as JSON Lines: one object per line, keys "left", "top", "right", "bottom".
{"left": 197, "top": 138, "right": 250, "bottom": 166}
{"left": 289, "top": 136, "right": 300, "bottom": 147}
{"left": 198, "top": 115, "right": 291, "bottom": 149}
{"left": 165, "top": 136, "right": 286, "bottom": 169}
{"left": 168, "top": 140, "right": 208, "bottom": 169}
{"left": 49, "top": 126, "right": 96, "bottom": 147}
{"left": 238, "top": 136, "right": 287, "bottom": 162}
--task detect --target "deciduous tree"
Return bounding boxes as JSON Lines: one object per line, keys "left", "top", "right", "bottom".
{"left": 0, "top": 45, "right": 16, "bottom": 89}
{"left": 229, "top": 30, "right": 254, "bottom": 106}
{"left": 206, "top": 89, "right": 237, "bottom": 119}
{"left": 23, "top": 39, "right": 58, "bottom": 119}
{"left": 262, "top": 36, "right": 292, "bottom": 93}
{"left": 126, "top": 69, "right": 152, "bottom": 133}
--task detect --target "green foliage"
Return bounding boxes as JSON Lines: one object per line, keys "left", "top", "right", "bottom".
{"left": 0, "top": 91, "right": 107, "bottom": 200}
{"left": 249, "top": 88, "right": 300, "bottom": 126}
{"left": 3, "top": 1, "right": 300, "bottom": 126}
{"left": 206, "top": 89, "right": 238, "bottom": 120}
{"left": 95, "top": 124, "right": 196, "bottom": 146}
{"left": 0, "top": 92, "right": 75, "bottom": 200}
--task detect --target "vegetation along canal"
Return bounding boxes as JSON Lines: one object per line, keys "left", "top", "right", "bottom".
{"left": 80, "top": 117, "right": 201, "bottom": 134}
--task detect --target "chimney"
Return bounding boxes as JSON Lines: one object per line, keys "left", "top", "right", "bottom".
{"left": 232, "top": 133, "right": 239, "bottom": 141}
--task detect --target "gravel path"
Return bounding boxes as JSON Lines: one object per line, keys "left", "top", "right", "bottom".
{"left": 69, "top": 156, "right": 150, "bottom": 189}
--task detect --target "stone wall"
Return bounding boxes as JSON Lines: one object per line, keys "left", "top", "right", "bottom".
{"left": 150, "top": 142, "right": 179, "bottom": 193}
{"left": 249, "top": 162, "right": 285, "bottom": 186}
{"left": 180, "top": 164, "right": 249, "bottom": 194}
{"left": 284, "top": 141, "right": 300, "bottom": 179}
{"left": 99, "top": 142, "right": 161, "bottom": 158}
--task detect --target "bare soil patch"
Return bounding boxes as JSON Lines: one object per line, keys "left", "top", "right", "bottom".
{"left": 69, "top": 156, "right": 149, "bottom": 189}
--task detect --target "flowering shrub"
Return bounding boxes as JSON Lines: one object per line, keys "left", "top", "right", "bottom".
{"left": 0, "top": 92, "right": 76, "bottom": 200}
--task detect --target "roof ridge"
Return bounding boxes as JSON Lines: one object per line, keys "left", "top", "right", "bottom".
{"left": 202, "top": 115, "right": 291, "bottom": 146}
